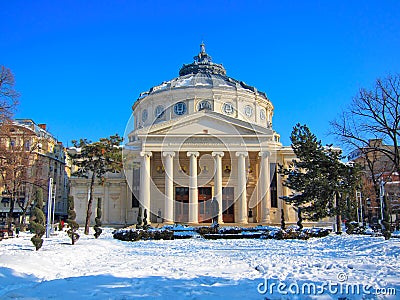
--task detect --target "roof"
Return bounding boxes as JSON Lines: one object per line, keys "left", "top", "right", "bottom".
{"left": 135, "top": 43, "right": 268, "bottom": 102}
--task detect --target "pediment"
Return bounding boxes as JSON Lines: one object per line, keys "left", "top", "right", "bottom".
{"left": 136, "top": 111, "right": 273, "bottom": 137}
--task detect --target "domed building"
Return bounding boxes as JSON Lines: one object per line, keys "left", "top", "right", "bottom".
{"left": 124, "top": 44, "right": 299, "bottom": 225}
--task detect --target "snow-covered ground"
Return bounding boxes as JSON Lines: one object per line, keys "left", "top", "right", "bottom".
{"left": 0, "top": 228, "right": 399, "bottom": 299}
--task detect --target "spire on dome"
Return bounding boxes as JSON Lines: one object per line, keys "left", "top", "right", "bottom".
{"left": 200, "top": 42, "right": 206, "bottom": 54}
{"left": 194, "top": 42, "right": 212, "bottom": 63}
{"left": 179, "top": 43, "right": 226, "bottom": 76}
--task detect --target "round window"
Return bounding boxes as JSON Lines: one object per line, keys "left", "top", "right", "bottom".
{"left": 174, "top": 102, "right": 187, "bottom": 115}
{"left": 222, "top": 102, "right": 234, "bottom": 115}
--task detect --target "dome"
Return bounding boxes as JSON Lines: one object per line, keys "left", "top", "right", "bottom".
{"left": 132, "top": 44, "right": 274, "bottom": 130}
{"left": 137, "top": 43, "right": 268, "bottom": 100}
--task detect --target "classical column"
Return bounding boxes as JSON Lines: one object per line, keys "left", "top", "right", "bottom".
{"left": 236, "top": 151, "right": 248, "bottom": 224}
{"left": 212, "top": 151, "right": 224, "bottom": 223}
{"left": 187, "top": 151, "right": 199, "bottom": 224}
{"left": 163, "top": 151, "right": 175, "bottom": 224}
{"left": 105, "top": 182, "right": 110, "bottom": 224}
{"left": 140, "top": 151, "right": 152, "bottom": 224}
{"left": 259, "top": 151, "right": 271, "bottom": 223}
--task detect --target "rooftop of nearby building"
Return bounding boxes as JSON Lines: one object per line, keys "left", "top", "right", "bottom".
{"left": 14, "top": 119, "right": 59, "bottom": 143}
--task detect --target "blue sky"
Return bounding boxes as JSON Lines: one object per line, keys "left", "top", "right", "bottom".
{"left": 1, "top": 1, "right": 399, "bottom": 152}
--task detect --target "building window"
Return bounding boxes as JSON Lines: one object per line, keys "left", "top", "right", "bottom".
{"left": 24, "top": 140, "right": 31, "bottom": 151}
{"left": 260, "top": 108, "right": 266, "bottom": 120}
{"left": 142, "top": 109, "right": 148, "bottom": 122}
{"left": 244, "top": 105, "right": 253, "bottom": 117}
{"left": 222, "top": 102, "right": 234, "bottom": 115}
{"left": 270, "top": 163, "right": 278, "bottom": 208}
{"left": 174, "top": 102, "right": 187, "bottom": 115}
{"left": 132, "top": 167, "right": 140, "bottom": 208}
{"left": 155, "top": 105, "right": 165, "bottom": 120}
{"left": 198, "top": 100, "right": 212, "bottom": 111}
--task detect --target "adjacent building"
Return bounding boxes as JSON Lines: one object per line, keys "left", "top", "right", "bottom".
{"left": 0, "top": 119, "right": 69, "bottom": 225}
{"left": 348, "top": 139, "right": 400, "bottom": 228}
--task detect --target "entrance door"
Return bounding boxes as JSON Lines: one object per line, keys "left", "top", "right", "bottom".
{"left": 222, "top": 187, "right": 235, "bottom": 223}
{"left": 175, "top": 187, "right": 189, "bottom": 223}
{"left": 198, "top": 187, "right": 212, "bottom": 223}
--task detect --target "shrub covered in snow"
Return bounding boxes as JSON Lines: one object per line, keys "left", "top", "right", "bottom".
{"left": 143, "top": 209, "right": 150, "bottom": 230}
{"left": 136, "top": 207, "right": 142, "bottom": 229}
{"left": 302, "top": 227, "right": 331, "bottom": 238}
{"left": 113, "top": 223, "right": 334, "bottom": 242}
{"left": 66, "top": 195, "right": 80, "bottom": 245}
{"left": 30, "top": 189, "right": 46, "bottom": 250}
{"left": 113, "top": 228, "right": 174, "bottom": 241}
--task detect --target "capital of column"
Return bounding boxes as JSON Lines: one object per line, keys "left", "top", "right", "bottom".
{"left": 140, "top": 151, "right": 152, "bottom": 158}
{"left": 187, "top": 151, "right": 200, "bottom": 158}
{"left": 212, "top": 151, "right": 224, "bottom": 157}
{"left": 162, "top": 151, "right": 176, "bottom": 157}
{"left": 258, "top": 151, "right": 271, "bottom": 158}
{"left": 235, "top": 151, "right": 248, "bottom": 158}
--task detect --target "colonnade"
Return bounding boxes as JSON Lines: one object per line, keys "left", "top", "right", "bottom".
{"left": 139, "top": 150, "right": 271, "bottom": 224}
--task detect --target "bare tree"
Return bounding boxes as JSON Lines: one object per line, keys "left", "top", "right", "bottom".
{"left": 0, "top": 123, "right": 43, "bottom": 231}
{"left": 331, "top": 74, "right": 400, "bottom": 238}
{"left": 331, "top": 74, "right": 400, "bottom": 174}
{"left": 0, "top": 66, "right": 19, "bottom": 123}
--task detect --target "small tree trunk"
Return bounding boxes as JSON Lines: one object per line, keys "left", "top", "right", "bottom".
{"left": 281, "top": 208, "right": 286, "bottom": 230}
{"left": 20, "top": 211, "right": 27, "bottom": 231}
{"left": 336, "top": 192, "right": 342, "bottom": 234}
{"left": 296, "top": 207, "right": 303, "bottom": 230}
{"left": 84, "top": 173, "right": 95, "bottom": 235}
{"left": 382, "top": 195, "right": 391, "bottom": 240}
{"left": 7, "top": 192, "right": 16, "bottom": 232}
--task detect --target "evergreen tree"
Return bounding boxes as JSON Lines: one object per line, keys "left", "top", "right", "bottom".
{"left": 69, "top": 134, "right": 122, "bottom": 235}
{"left": 94, "top": 198, "right": 102, "bottom": 238}
{"left": 66, "top": 195, "right": 80, "bottom": 245}
{"left": 30, "top": 189, "right": 45, "bottom": 251}
{"left": 279, "top": 124, "right": 360, "bottom": 229}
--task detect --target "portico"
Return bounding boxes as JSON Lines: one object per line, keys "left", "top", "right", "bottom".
{"left": 131, "top": 146, "right": 281, "bottom": 225}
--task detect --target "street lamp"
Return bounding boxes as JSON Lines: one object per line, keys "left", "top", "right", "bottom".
{"left": 380, "top": 180, "right": 385, "bottom": 225}
{"left": 366, "top": 198, "right": 371, "bottom": 227}
{"left": 356, "top": 191, "right": 363, "bottom": 226}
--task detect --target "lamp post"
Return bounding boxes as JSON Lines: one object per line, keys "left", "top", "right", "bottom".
{"left": 356, "top": 191, "right": 363, "bottom": 226}
{"left": 45, "top": 178, "right": 53, "bottom": 238}
{"left": 379, "top": 180, "right": 385, "bottom": 225}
